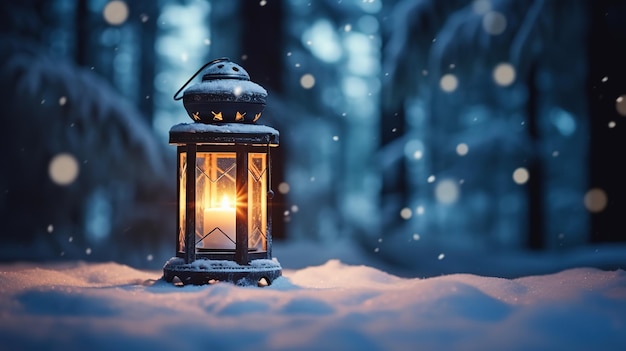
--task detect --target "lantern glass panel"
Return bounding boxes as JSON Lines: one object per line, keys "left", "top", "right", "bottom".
{"left": 248, "top": 153, "right": 267, "bottom": 252}
{"left": 178, "top": 152, "right": 187, "bottom": 253}
{"left": 195, "top": 152, "right": 237, "bottom": 250}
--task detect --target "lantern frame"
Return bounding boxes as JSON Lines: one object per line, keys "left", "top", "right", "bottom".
{"left": 163, "top": 123, "right": 282, "bottom": 286}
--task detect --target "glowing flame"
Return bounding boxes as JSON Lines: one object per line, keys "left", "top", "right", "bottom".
{"left": 220, "top": 195, "right": 233, "bottom": 208}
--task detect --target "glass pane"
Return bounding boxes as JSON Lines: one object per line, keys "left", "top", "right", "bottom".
{"left": 248, "top": 153, "right": 267, "bottom": 251}
{"left": 178, "top": 152, "right": 186, "bottom": 253}
{"left": 196, "top": 152, "right": 236, "bottom": 250}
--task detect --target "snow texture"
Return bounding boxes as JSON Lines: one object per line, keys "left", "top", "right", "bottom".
{"left": 170, "top": 122, "right": 279, "bottom": 136}
{"left": 0, "top": 258, "right": 624, "bottom": 351}
{"left": 164, "top": 257, "right": 281, "bottom": 272}
{"left": 184, "top": 78, "right": 267, "bottom": 96}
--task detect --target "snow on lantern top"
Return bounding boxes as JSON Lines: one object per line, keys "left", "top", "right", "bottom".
{"left": 174, "top": 58, "right": 267, "bottom": 124}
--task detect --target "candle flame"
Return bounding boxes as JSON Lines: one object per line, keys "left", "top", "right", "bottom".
{"left": 221, "top": 195, "right": 232, "bottom": 208}
{"left": 203, "top": 194, "right": 235, "bottom": 210}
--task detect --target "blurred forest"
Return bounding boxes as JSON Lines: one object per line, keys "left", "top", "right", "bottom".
{"left": 0, "top": 0, "right": 625, "bottom": 272}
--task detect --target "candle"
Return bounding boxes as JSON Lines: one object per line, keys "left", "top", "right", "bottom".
{"left": 202, "top": 196, "right": 236, "bottom": 249}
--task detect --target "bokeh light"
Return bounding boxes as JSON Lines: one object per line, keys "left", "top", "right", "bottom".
{"left": 440, "top": 74, "right": 458, "bottom": 92}
{"left": 493, "top": 63, "right": 516, "bottom": 86}
{"left": 103, "top": 1, "right": 129, "bottom": 26}
{"left": 456, "top": 143, "right": 469, "bottom": 156}
{"left": 300, "top": 74, "right": 316, "bottom": 89}
{"left": 435, "top": 179, "right": 460, "bottom": 204}
{"left": 278, "top": 182, "right": 290, "bottom": 194}
{"left": 400, "top": 207, "right": 412, "bottom": 220}
{"left": 584, "top": 188, "right": 608, "bottom": 213}
{"left": 512, "top": 167, "right": 529, "bottom": 185}
{"left": 49, "top": 153, "right": 79, "bottom": 186}
{"left": 482, "top": 11, "right": 507, "bottom": 35}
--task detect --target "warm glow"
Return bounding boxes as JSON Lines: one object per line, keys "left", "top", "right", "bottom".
{"left": 220, "top": 195, "right": 234, "bottom": 208}
{"left": 204, "top": 193, "right": 235, "bottom": 210}
{"left": 202, "top": 193, "right": 236, "bottom": 249}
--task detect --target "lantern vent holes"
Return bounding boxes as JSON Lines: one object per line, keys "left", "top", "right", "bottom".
{"left": 214, "top": 64, "right": 239, "bottom": 73}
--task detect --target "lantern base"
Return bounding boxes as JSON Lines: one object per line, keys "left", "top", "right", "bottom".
{"left": 162, "top": 257, "right": 282, "bottom": 286}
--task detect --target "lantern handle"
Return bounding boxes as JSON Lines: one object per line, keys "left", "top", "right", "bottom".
{"left": 173, "top": 57, "right": 231, "bottom": 100}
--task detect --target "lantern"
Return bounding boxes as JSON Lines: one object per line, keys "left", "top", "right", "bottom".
{"left": 163, "top": 58, "right": 282, "bottom": 286}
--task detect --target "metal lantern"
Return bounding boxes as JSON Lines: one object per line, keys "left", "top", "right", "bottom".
{"left": 163, "top": 58, "right": 282, "bottom": 286}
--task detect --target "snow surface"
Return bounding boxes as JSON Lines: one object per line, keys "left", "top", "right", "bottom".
{"left": 170, "top": 122, "right": 279, "bottom": 136}
{"left": 1, "top": 258, "right": 625, "bottom": 351}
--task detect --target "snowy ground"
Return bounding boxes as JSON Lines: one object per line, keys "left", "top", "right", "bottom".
{"left": 0, "top": 253, "right": 625, "bottom": 351}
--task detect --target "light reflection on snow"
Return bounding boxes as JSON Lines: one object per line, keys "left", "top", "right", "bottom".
{"left": 1, "top": 260, "right": 624, "bottom": 350}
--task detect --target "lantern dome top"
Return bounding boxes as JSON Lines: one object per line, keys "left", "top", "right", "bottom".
{"left": 201, "top": 58, "right": 251, "bottom": 81}
{"left": 174, "top": 58, "right": 267, "bottom": 125}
